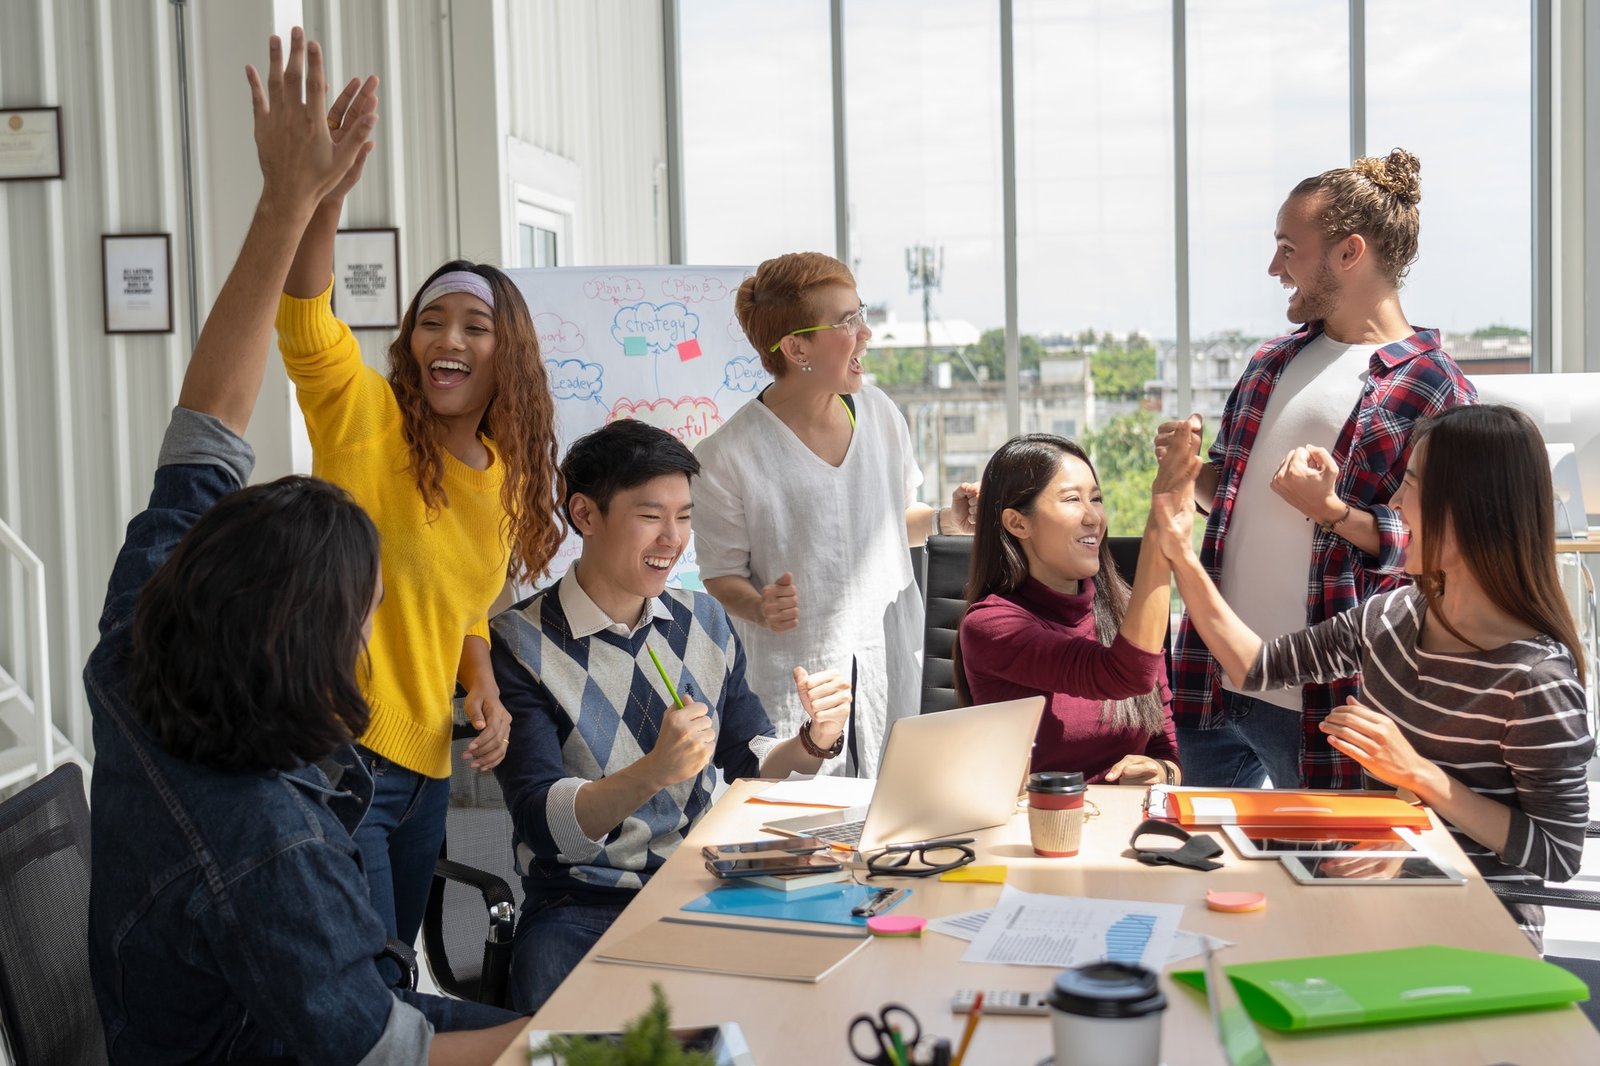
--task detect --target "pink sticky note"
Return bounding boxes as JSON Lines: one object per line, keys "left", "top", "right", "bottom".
{"left": 677, "top": 338, "right": 703, "bottom": 361}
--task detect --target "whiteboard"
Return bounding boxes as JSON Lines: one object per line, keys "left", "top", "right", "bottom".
{"left": 506, "top": 265, "right": 769, "bottom": 589}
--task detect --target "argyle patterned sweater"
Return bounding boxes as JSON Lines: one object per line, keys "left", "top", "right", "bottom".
{"left": 490, "top": 581, "right": 777, "bottom": 905}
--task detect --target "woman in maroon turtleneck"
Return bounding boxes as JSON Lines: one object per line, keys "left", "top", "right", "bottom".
{"left": 956, "top": 434, "right": 1181, "bottom": 785}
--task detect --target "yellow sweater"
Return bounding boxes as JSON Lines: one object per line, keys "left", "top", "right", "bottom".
{"left": 276, "top": 283, "right": 508, "bottom": 778}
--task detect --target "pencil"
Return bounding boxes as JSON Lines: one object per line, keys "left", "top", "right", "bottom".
{"left": 646, "top": 646, "right": 685, "bottom": 709}
{"left": 888, "top": 1026, "right": 909, "bottom": 1066}
{"left": 950, "top": 990, "right": 984, "bottom": 1066}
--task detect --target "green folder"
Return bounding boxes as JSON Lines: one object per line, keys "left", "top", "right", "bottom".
{"left": 1172, "top": 945, "right": 1588, "bottom": 1032}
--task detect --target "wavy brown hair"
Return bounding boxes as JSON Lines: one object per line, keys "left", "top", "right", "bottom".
{"left": 1291, "top": 147, "right": 1422, "bottom": 286}
{"left": 387, "top": 260, "right": 564, "bottom": 583}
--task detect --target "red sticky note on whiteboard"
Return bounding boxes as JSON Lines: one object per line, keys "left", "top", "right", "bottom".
{"left": 677, "top": 338, "right": 703, "bottom": 361}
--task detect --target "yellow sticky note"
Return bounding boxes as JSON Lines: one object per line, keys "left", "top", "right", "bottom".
{"left": 939, "top": 865, "right": 1007, "bottom": 884}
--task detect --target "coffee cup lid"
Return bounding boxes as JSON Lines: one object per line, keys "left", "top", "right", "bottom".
{"left": 1027, "top": 770, "right": 1086, "bottom": 794}
{"left": 1048, "top": 961, "right": 1166, "bottom": 1019}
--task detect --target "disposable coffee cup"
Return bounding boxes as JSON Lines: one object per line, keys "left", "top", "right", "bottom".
{"left": 1048, "top": 961, "right": 1166, "bottom": 1066}
{"left": 1027, "top": 770, "right": 1087, "bottom": 857}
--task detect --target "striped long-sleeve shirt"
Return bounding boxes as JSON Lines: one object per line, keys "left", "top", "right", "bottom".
{"left": 1244, "top": 586, "right": 1593, "bottom": 887}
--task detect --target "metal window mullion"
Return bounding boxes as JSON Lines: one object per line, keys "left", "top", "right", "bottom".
{"left": 831, "top": 0, "right": 849, "bottom": 266}
{"left": 662, "top": 0, "right": 686, "bottom": 263}
{"left": 1173, "top": 0, "right": 1191, "bottom": 416}
{"left": 1001, "top": 0, "right": 1019, "bottom": 436}
{"left": 1349, "top": 0, "right": 1365, "bottom": 160}
{"left": 1532, "top": 0, "right": 1552, "bottom": 372}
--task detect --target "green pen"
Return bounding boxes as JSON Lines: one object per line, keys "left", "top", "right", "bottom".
{"left": 888, "top": 1026, "right": 909, "bottom": 1066}
{"left": 646, "top": 647, "right": 685, "bottom": 709}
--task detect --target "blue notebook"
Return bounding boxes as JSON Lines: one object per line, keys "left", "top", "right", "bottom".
{"left": 682, "top": 882, "right": 909, "bottom": 927}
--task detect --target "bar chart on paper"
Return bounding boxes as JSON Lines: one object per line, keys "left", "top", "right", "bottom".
{"left": 962, "top": 887, "right": 1182, "bottom": 970}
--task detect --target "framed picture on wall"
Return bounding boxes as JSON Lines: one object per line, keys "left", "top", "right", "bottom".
{"left": 332, "top": 227, "right": 402, "bottom": 329}
{"left": 101, "top": 233, "right": 173, "bottom": 334}
{"left": 0, "top": 107, "right": 64, "bottom": 181}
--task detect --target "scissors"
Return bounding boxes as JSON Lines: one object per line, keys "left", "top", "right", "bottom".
{"left": 848, "top": 1003, "right": 922, "bottom": 1065}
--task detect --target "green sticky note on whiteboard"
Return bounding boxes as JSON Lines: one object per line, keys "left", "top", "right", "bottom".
{"left": 623, "top": 336, "right": 647, "bottom": 356}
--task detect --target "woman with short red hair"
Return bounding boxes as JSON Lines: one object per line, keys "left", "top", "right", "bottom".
{"left": 693, "top": 252, "right": 977, "bottom": 776}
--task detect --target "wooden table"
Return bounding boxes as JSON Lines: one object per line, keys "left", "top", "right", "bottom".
{"left": 494, "top": 781, "right": 1600, "bottom": 1065}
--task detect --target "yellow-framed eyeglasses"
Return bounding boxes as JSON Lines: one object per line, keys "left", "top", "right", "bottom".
{"left": 768, "top": 305, "right": 868, "bottom": 353}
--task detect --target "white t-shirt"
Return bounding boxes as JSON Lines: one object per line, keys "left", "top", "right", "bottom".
{"left": 1218, "top": 332, "right": 1371, "bottom": 709}
{"left": 692, "top": 385, "right": 924, "bottom": 777}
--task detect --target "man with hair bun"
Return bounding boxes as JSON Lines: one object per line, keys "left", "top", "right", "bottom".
{"left": 1156, "top": 148, "right": 1475, "bottom": 791}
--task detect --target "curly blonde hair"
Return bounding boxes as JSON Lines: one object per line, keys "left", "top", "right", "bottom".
{"left": 387, "top": 261, "right": 564, "bottom": 584}
{"left": 1291, "top": 147, "right": 1422, "bottom": 286}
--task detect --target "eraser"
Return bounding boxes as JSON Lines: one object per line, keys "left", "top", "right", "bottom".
{"left": 1205, "top": 890, "right": 1266, "bottom": 913}
{"left": 867, "top": 914, "right": 927, "bottom": 937}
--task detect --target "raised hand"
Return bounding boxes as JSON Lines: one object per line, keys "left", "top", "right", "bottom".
{"left": 244, "top": 28, "right": 376, "bottom": 213}
{"left": 1148, "top": 482, "right": 1195, "bottom": 564}
{"left": 1271, "top": 445, "right": 1342, "bottom": 522}
{"left": 320, "top": 74, "right": 380, "bottom": 205}
{"left": 793, "top": 666, "right": 851, "bottom": 749}
{"left": 762, "top": 572, "right": 799, "bottom": 632}
{"left": 1153, "top": 413, "right": 1203, "bottom": 495}
{"left": 947, "top": 482, "right": 980, "bottom": 534}
{"left": 648, "top": 700, "right": 716, "bottom": 786}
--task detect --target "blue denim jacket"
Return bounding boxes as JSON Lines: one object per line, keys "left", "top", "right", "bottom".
{"left": 84, "top": 409, "right": 433, "bottom": 1065}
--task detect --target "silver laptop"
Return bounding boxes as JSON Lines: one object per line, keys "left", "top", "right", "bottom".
{"left": 761, "top": 696, "right": 1045, "bottom": 853}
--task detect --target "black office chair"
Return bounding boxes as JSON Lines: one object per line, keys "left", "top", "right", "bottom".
{"left": 1489, "top": 823, "right": 1600, "bottom": 1032}
{"left": 0, "top": 762, "right": 108, "bottom": 1066}
{"left": 919, "top": 535, "right": 1171, "bottom": 715}
{"left": 422, "top": 719, "right": 519, "bottom": 1008}
{"left": 920, "top": 535, "right": 974, "bottom": 713}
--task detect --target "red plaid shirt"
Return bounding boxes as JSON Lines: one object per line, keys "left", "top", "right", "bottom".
{"left": 1171, "top": 323, "right": 1476, "bottom": 788}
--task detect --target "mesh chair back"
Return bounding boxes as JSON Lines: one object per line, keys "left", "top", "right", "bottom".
{"left": 423, "top": 723, "right": 522, "bottom": 1002}
{"left": 0, "top": 762, "right": 107, "bottom": 1066}
{"left": 921, "top": 535, "right": 974, "bottom": 713}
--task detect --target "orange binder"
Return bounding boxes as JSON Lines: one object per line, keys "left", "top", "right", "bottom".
{"left": 1151, "top": 787, "right": 1432, "bottom": 829}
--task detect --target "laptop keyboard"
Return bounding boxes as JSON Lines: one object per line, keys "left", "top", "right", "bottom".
{"left": 811, "top": 820, "right": 866, "bottom": 847}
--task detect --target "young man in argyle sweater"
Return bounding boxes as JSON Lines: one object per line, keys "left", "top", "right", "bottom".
{"left": 1156, "top": 149, "right": 1474, "bottom": 791}
{"left": 490, "top": 419, "right": 852, "bottom": 1013}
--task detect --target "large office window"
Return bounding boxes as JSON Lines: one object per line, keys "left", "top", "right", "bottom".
{"left": 679, "top": 0, "right": 836, "bottom": 263}
{"left": 1368, "top": 0, "right": 1533, "bottom": 374}
{"left": 845, "top": 0, "right": 1004, "bottom": 506}
{"left": 673, "top": 0, "right": 1547, "bottom": 501}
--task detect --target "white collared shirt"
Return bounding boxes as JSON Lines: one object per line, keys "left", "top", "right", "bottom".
{"left": 557, "top": 564, "right": 673, "bottom": 639}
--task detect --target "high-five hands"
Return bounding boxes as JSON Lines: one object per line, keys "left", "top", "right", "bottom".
{"left": 793, "top": 666, "right": 851, "bottom": 750}
{"left": 946, "top": 482, "right": 981, "bottom": 534}
{"left": 1149, "top": 413, "right": 1203, "bottom": 562}
{"left": 762, "top": 572, "right": 799, "bottom": 632}
{"left": 649, "top": 699, "right": 717, "bottom": 786}
{"left": 320, "top": 73, "right": 380, "bottom": 206}
{"left": 245, "top": 28, "right": 377, "bottom": 212}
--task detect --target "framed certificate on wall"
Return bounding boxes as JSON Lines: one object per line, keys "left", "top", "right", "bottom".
{"left": 333, "top": 227, "right": 402, "bottom": 329}
{"left": 0, "top": 107, "right": 63, "bottom": 181}
{"left": 102, "top": 233, "right": 174, "bottom": 334}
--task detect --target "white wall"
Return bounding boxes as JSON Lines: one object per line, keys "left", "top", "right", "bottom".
{"left": 0, "top": 0, "right": 668, "bottom": 764}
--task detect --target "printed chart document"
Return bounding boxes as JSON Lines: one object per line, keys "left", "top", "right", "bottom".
{"left": 961, "top": 886, "right": 1181, "bottom": 970}
{"left": 935, "top": 907, "right": 1222, "bottom": 965}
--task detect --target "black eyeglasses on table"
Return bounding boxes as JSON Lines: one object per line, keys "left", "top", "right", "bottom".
{"left": 861, "top": 837, "right": 976, "bottom": 879}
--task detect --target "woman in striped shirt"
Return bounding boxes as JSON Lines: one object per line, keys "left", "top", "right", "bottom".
{"left": 1152, "top": 404, "right": 1593, "bottom": 948}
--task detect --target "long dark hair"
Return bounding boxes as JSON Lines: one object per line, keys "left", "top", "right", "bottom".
{"left": 955, "top": 434, "right": 1165, "bottom": 734}
{"left": 387, "top": 260, "right": 565, "bottom": 584}
{"left": 132, "top": 476, "right": 381, "bottom": 772}
{"left": 1411, "top": 405, "right": 1586, "bottom": 677}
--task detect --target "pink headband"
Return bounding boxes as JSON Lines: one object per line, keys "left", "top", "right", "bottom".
{"left": 416, "top": 270, "right": 495, "bottom": 314}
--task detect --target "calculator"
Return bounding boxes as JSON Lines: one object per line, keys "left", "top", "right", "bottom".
{"left": 950, "top": 989, "right": 1051, "bottom": 1016}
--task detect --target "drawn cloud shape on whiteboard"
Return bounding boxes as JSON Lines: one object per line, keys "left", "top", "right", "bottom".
{"left": 609, "top": 396, "right": 723, "bottom": 448}
{"left": 661, "top": 275, "right": 729, "bottom": 304}
{"left": 610, "top": 302, "right": 701, "bottom": 358}
{"left": 721, "top": 356, "right": 769, "bottom": 394}
{"left": 584, "top": 275, "right": 646, "bottom": 304}
{"left": 545, "top": 359, "right": 604, "bottom": 402}
{"left": 533, "top": 312, "right": 585, "bottom": 355}
{"left": 726, "top": 316, "right": 751, "bottom": 346}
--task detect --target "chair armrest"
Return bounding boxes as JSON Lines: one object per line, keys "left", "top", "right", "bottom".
{"left": 381, "top": 936, "right": 418, "bottom": 991}
{"left": 434, "top": 857, "right": 516, "bottom": 912}
{"left": 1489, "top": 882, "right": 1600, "bottom": 912}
